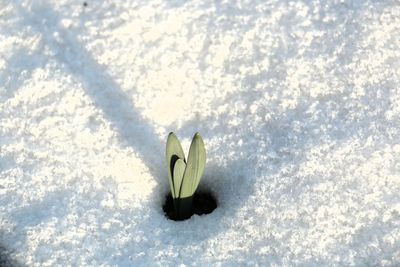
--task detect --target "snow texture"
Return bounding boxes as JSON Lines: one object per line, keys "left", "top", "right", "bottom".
{"left": 1, "top": 0, "right": 400, "bottom": 266}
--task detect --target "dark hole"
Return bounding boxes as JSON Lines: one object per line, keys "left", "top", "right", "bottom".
{"left": 163, "top": 191, "right": 217, "bottom": 221}
{"left": 83, "top": 2, "right": 88, "bottom": 7}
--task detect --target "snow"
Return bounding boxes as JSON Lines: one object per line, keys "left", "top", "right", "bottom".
{"left": 1, "top": 0, "right": 400, "bottom": 266}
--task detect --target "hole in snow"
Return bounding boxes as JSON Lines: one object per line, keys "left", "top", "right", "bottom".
{"left": 162, "top": 191, "right": 217, "bottom": 221}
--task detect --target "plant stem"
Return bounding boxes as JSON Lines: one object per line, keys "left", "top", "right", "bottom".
{"left": 174, "top": 196, "right": 193, "bottom": 220}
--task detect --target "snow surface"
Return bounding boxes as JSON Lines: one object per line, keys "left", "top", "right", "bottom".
{"left": 1, "top": 0, "right": 400, "bottom": 266}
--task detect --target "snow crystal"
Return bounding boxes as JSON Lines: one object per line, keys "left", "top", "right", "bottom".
{"left": 1, "top": 0, "right": 400, "bottom": 266}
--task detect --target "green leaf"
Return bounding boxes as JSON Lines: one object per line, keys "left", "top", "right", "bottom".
{"left": 179, "top": 133, "right": 206, "bottom": 198}
{"left": 166, "top": 132, "right": 185, "bottom": 198}
{"left": 173, "top": 159, "right": 186, "bottom": 198}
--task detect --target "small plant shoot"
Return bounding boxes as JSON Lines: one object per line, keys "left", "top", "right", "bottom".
{"left": 166, "top": 132, "right": 206, "bottom": 220}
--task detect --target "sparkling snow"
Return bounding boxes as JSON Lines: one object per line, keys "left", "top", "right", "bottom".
{"left": 1, "top": 0, "right": 400, "bottom": 266}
